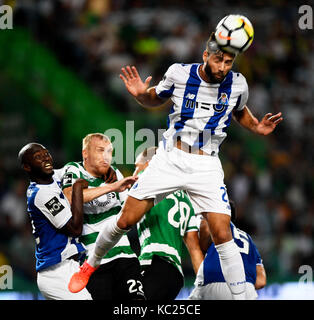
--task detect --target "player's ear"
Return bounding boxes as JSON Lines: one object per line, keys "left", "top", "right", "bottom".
{"left": 82, "top": 148, "right": 88, "bottom": 161}
{"left": 203, "top": 50, "right": 209, "bottom": 63}
{"left": 23, "top": 163, "right": 31, "bottom": 173}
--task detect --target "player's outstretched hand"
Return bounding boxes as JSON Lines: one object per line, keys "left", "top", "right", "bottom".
{"left": 111, "top": 176, "right": 139, "bottom": 193}
{"left": 256, "top": 112, "right": 283, "bottom": 135}
{"left": 120, "top": 66, "right": 152, "bottom": 98}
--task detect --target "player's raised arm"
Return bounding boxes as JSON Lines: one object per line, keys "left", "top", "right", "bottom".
{"left": 119, "top": 65, "right": 164, "bottom": 107}
{"left": 233, "top": 105, "right": 283, "bottom": 136}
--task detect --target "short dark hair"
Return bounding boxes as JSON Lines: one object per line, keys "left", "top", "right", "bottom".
{"left": 17, "top": 143, "right": 45, "bottom": 166}
{"left": 206, "top": 32, "right": 236, "bottom": 58}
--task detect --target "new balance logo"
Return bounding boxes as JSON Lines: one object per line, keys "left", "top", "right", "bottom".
{"left": 185, "top": 93, "right": 195, "bottom": 99}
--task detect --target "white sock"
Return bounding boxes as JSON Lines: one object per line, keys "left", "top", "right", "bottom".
{"left": 87, "top": 215, "right": 128, "bottom": 268}
{"left": 215, "top": 239, "right": 246, "bottom": 300}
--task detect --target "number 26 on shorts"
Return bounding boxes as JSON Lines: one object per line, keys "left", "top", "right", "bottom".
{"left": 220, "top": 186, "right": 228, "bottom": 203}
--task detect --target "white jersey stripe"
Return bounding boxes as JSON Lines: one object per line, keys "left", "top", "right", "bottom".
{"left": 155, "top": 63, "right": 249, "bottom": 155}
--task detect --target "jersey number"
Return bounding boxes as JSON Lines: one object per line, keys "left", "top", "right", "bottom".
{"left": 127, "top": 279, "right": 144, "bottom": 295}
{"left": 166, "top": 194, "right": 190, "bottom": 237}
{"left": 233, "top": 227, "right": 249, "bottom": 255}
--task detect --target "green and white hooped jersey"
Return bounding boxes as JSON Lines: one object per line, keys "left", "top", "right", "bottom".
{"left": 61, "top": 161, "right": 137, "bottom": 265}
{"left": 137, "top": 190, "right": 198, "bottom": 276}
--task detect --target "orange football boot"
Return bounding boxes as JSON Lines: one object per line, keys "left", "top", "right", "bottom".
{"left": 68, "top": 261, "right": 98, "bottom": 293}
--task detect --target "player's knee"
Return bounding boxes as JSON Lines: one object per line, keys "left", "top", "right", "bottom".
{"left": 205, "top": 213, "right": 232, "bottom": 245}
{"left": 117, "top": 197, "right": 152, "bottom": 230}
{"left": 117, "top": 214, "right": 133, "bottom": 230}
{"left": 211, "top": 228, "right": 232, "bottom": 245}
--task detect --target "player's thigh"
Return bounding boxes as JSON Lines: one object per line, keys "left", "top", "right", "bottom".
{"left": 117, "top": 196, "right": 154, "bottom": 229}
{"left": 127, "top": 146, "right": 185, "bottom": 202}
{"left": 113, "top": 258, "right": 145, "bottom": 300}
{"left": 187, "top": 178, "right": 231, "bottom": 217}
{"left": 37, "top": 260, "right": 92, "bottom": 300}
{"left": 143, "top": 256, "right": 183, "bottom": 300}
{"left": 86, "top": 263, "right": 114, "bottom": 300}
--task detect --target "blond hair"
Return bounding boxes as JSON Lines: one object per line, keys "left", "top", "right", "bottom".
{"left": 82, "top": 133, "right": 111, "bottom": 150}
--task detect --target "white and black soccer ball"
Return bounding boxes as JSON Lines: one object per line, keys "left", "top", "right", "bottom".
{"left": 214, "top": 14, "right": 254, "bottom": 55}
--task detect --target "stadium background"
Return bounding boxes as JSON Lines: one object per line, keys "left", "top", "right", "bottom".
{"left": 0, "top": 0, "right": 313, "bottom": 299}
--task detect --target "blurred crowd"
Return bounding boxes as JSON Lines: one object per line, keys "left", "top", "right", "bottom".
{"left": 1, "top": 0, "right": 314, "bottom": 291}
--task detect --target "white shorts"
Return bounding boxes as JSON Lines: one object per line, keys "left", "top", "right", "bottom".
{"left": 188, "top": 282, "right": 258, "bottom": 300}
{"left": 128, "top": 142, "right": 231, "bottom": 215}
{"left": 37, "top": 259, "right": 92, "bottom": 300}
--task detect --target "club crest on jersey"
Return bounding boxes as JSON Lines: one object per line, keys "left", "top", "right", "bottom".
{"left": 217, "top": 92, "right": 229, "bottom": 105}
{"left": 214, "top": 92, "right": 229, "bottom": 112}
{"left": 90, "top": 192, "right": 116, "bottom": 207}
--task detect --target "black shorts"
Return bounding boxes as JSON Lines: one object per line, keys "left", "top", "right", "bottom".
{"left": 142, "top": 255, "right": 184, "bottom": 300}
{"left": 86, "top": 257, "right": 145, "bottom": 300}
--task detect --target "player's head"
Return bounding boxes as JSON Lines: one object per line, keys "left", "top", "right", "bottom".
{"left": 133, "top": 146, "right": 157, "bottom": 176}
{"left": 82, "top": 133, "right": 113, "bottom": 177}
{"left": 202, "top": 32, "right": 236, "bottom": 83}
{"left": 18, "top": 143, "right": 54, "bottom": 182}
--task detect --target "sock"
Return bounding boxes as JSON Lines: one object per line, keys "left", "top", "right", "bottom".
{"left": 215, "top": 239, "right": 246, "bottom": 300}
{"left": 87, "top": 215, "right": 128, "bottom": 268}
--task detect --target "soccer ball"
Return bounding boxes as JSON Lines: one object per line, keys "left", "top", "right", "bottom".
{"left": 214, "top": 14, "right": 254, "bottom": 55}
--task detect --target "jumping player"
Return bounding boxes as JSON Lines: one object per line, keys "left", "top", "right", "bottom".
{"left": 69, "top": 30, "right": 282, "bottom": 299}
{"left": 134, "top": 147, "right": 204, "bottom": 299}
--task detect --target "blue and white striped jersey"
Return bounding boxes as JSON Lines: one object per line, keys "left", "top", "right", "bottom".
{"left": 155, "top": 63, "right": 248, "bottom": 155}
{"left": 202, "top": 222, "right": 263, "bottom": 285}
{"left": 26, "top": 172, "right": 85, "bottom": 271}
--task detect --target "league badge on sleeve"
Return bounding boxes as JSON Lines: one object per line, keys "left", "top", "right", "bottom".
{"left": 44, "top": 197, "right": 65, "bottom": 216}
{"left": 62, "top": 172, "right": 74, "bottom": 186}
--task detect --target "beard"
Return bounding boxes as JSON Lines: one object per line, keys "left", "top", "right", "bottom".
{"left": 204, "top": 62, "right": 226, "bottom": 84}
